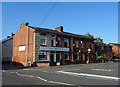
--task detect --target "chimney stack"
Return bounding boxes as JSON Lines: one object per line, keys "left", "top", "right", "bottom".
{"left": 11, "top": 33, "right": 15, "bottom": 36}
{"left": 55, "top": 26, "right": 63, "bottom": 32}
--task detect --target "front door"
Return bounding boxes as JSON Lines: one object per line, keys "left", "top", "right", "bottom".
{"left": 50, "top": 52, "right": 56, "bottom": 66}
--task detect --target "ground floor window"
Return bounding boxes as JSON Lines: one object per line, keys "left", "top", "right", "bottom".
{"left": 39, "top": 52, "right": 48, "bottom": 60}
{"left": 64, "top": 52, "right": 69, "bottom": 60}
{"left": 56, "top": 52, "right": 61, "bottom": 62}
{"left": 82, "top": 54, "right": 85, "bottom": 61}
{"left": 74, "top": 52, "right": 79, "bottom": 60}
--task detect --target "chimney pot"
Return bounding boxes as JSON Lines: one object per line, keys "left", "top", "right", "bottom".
{"left": 55, "top": 26, "right": 63, "bottom": 32}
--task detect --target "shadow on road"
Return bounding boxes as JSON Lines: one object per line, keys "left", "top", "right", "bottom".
{"left": 2, "top": 62, "right": 28, "bottom": 70}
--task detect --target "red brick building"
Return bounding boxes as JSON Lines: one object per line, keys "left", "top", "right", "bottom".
{"left": 12, "top": 22, "right": 96, "bottom": 66}
{"left": 108, "top": 43, "right": 120, "bottom": 59}
{"left": 95, "top": 42, "right": 113, "bottom": 62}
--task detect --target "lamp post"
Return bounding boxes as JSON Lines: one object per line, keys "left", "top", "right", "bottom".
{"left": 87, "top": 48, "right": 91, "bottom": 63}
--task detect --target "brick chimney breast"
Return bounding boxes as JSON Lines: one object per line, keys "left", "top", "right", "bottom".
{"left": 55, "top": 26, "right": 63, "bottom": 32}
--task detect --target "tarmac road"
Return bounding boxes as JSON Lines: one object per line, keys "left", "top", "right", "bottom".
{"left": 2, "top": 62, "right": 120, "bottom": 87}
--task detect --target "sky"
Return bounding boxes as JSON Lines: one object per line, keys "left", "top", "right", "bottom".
{"left": 2, "top": 2, "right": 118, "bottom": 44}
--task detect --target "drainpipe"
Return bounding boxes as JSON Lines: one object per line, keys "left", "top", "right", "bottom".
{"left": 26, "top": 26, "right": 29, "bottom": 66}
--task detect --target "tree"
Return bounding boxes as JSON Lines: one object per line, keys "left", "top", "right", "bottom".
{"left": 85, "top": 33, "right": 94, "bottom": 39}
{"left": 94, "top": 37, "right": 103, "bottom": 42}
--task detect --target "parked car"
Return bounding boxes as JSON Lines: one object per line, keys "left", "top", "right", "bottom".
{"left": 112, "top": 58, "right": 120, "bottom": 62}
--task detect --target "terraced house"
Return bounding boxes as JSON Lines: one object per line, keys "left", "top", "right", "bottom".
{"left": 12, "top": 22, "right": 96, "bottom": 67}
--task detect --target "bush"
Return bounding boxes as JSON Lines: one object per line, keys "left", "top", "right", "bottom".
{"left": 107, "top": 56, "right": 112, "bottom": 61}
{"left": 96, "top": 56, "right": 104, "bottom": 60}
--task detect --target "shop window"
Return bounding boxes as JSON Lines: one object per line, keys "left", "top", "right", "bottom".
{"left": 40, "top": 35, "right": 46, "bottom": 45}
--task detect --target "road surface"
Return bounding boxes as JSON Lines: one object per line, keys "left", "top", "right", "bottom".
{"left": 2, "top": 62, "right": 120, "bottom": 87}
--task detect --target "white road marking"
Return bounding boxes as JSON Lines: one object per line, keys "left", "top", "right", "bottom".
{"left": 20, "top": 74, "right": 34, "bottom": 77}
{"left": 48, "top": 81, "right": 74, "bottom": 85}
{"left": 15, "top": 72, "right": 21, "bottom": 75}
{"left": 91, "top": 69, "right": 114, "bottom": 72}
{"left": 5, "top": 71, "right": 76, "bottom": 86}
{"left": 2, "top": 70, "right": 5, "bottom": 72}
{"left": 37, "top": 76, "right": 47, "bottom": 82}
{"left": 57, "top": 71, "right": 120, "bottom": 81}
{"left": 9, "top": 72, "right": 17, "bottom": 73}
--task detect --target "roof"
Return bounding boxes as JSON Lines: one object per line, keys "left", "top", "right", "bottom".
{"left": 2, "top": 37, "right": 13, "bottom": 43}
{"left": 95, "top": 42, "right": 106, "bottom": 46}
{"left": 109, "top": 43, "right": 120, "bottom": 47}
{"left": 28, "top": 26, "right": 94, "bottom": 40}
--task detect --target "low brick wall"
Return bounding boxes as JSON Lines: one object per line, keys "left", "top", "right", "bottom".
{"left": 37, "top": 63, "right": 49, "bottom": 67}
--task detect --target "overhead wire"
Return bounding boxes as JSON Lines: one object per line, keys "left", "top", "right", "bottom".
{"left": 40, "top": 2, "right": 57, "bottom": 26}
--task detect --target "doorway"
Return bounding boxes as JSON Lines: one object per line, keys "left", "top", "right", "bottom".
{"left": 50, "top": 52, "right": 56, "bottom": 66}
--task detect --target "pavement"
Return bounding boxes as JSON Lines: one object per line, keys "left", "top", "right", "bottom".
{"left": 2, "top": 62, "right": 120, "bottom": 87}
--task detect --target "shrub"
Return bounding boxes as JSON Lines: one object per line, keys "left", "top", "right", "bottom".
{"left": 96, "top": 56, "right": 104, "bottom": 60}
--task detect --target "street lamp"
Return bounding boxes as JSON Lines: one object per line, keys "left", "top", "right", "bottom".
{"left": 87, "top": 48, "right": 91, "bottom": 63}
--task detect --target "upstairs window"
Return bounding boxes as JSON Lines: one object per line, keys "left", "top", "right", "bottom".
{"left": 84, "top": 42, "right": 86, "bottom": 48}
{"left": 56, "top": 37, "right": 61, "bottom": 47}
{"left": 64, "top": 38, "right": 69, "bottom": 47}
{"left": 75, "top": 39, "right": 78, "bottom": 47}
{"left": 102, "top": 46, "right": 104, "bottom": 50}
{"left": 90, "top": 42, "right": 92, "bottom": 49}
{"left": 40, "top": 35, "right": 46, "bottom": 45}
{"left": 51, "top": 35, "right": 55, "bottom": 46}
{"left": 80, "top": 40, "right": 83, "bottom": 48}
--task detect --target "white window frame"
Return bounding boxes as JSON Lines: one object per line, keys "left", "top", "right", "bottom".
{"left": 39, "top": 52, "right": 48, "bottom": 61}
{"left": 64, "top": 38, "right": 69, "bottom": 47}
{"left": 51, "top": 35, "right": 55, "bottom": 46}
{"left": 40, "top": 35, "right": 46, "bottom": 45}
{"left": 57, "top": 37, "right": 61, "bottom": 46}
{"left": 76, "top": 40, "right": 78, "bottom": 47}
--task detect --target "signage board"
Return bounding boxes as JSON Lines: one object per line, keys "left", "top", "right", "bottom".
{"left": 40, "top": 46, "right": 69, "bottom": 51}
{"left": 19, "top": 45, "right": 25, "bottom": 51}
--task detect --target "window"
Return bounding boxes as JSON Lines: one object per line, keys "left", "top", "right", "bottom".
{"left": 40, "top": 35, "right": 46, "bottom": 45}
{"left": 77, "top": 52, "right": 79, "bottom": 59}
{"left": 82, "top": 54, "right": 85, "bottom": 61}
{"left": 80, "top": 40, "right": 83, "bottom": 48}
{"left": 75, "top": 39, "right": 78, "bottom": 47}
{"left": 56, "top": 52, "right": 61, "bottom": 61}
{"left": 102, "top": 46, "right": 104, "bottom": 50}
{"left": 74, "top": 52, "right": 79, "bottom": 60}
{"left": 51, "top": 35, "right": 55, "bottom": 46}
{"left": 84, "top": 42, "right": 86, "bottom": 48}
{"left": 39, "top": 52, "right": 47, "bottom": 60}
{"left": 64, "top": 38, "right": 69, "bottom": 47}
{"left": 90, "top": 43, "right": 92, "bottom": 49}
{"left": 64, "top": 52, "right": 69, "bottom": 60}
{"left": 56, "top": 37, "right": 61, "bottom": 46}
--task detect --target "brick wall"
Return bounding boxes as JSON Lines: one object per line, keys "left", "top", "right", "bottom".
{"left": 12, "top": 23, "right": 35, "bottom": 66}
